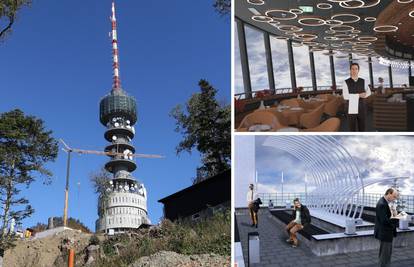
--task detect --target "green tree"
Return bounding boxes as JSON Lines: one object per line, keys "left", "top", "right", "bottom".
{"left": 170, "top": 80, "right": 230, "bottom": 183}
{"left": 0, "top": 109, "right": 58, "bottom": 251}
{"left": 213, "top": 0, "right": 230, "bottom": 16}
{"left": 0, "top": 0, "right": 31, "bottom": 40}
{"left": 90, "top": 168, "right": 112, "bottom": 232}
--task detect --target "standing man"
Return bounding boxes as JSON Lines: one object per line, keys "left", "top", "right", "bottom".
{"left": 342, "top": 63, "right": 372, "bottom": 131}
{"left": 247, "top": 184, "right": 258, "bottom": 228}
{"left": 374, "top": 188, "right": 399, "bottom": 267}
{"left": 286, "top": 198, "right": 311, "bottom": 248}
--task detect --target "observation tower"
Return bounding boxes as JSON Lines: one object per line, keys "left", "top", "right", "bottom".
{"left": 95, "top": 1, "right": 149, "bottom": 233}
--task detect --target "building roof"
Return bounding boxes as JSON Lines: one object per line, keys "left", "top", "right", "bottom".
{"left": 158, "top": 169, "right": 230, "bottom": 220}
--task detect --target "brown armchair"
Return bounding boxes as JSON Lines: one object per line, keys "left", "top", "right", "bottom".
{"left": 236, "top": 111, "right": 282, "bottom": 132}
{"left": 299, "top": 104, "right": 325, "bottom": 129}
{"left": 323, "top": 98, "right": 339, "bottom": 117}
{"left": 280, "top": 98, "right": 300, "bottom": 107}
{"left": 302, "top": 117, "right": 340, "bottom": 132}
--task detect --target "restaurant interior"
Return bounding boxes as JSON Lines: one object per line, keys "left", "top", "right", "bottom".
{"left": 234, "top": 0, "right": 414, "bottom": 132}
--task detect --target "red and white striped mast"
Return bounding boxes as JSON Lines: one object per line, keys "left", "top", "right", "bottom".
{"left": 111, "top": 1, "right": 121, "bottom": 90}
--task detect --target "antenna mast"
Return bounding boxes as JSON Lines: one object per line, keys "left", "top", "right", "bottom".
{"left": 111, "top": 1, "right": 121, "bottom": 89}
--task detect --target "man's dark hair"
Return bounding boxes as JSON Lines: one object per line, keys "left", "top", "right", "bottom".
{"left": 350, "top": 62, "right": 360, "bottom": 70}
{"left": 293, "top": 198, "right": 300, "bottom": 203}
{"left": 385, "top": 188, "right": 395, "bottom": 195}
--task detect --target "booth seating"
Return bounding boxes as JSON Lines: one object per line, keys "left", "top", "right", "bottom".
{"left": 299, "top": 104, "right": 325, "bottom": 129}
{"left": 303, "top": 118, "right": 340, "bottom": 132}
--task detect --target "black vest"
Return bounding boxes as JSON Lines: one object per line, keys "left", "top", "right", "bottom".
{"left": 345, "top": 78, "right": 365, "bottom": 94}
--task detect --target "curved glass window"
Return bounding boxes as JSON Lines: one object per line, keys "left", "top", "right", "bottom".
{"left": 270, "top": 37, "right": 291, "bottom": 91}
{"left": 245, "top": 25, "right": 268, "bottom": 91}
{"left": 292, "top": 44, "right": 312, "bottom": 89}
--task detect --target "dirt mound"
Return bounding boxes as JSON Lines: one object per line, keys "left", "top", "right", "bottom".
{"left": 3, "top": 228, "right": 92, "bottom": 267}
{"left": 129, "top": 251, "right": 230, "bottom": 267}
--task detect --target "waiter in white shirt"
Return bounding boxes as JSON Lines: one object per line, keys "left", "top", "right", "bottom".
{"left": 342, "top": 63, "right": 371, "bottom": 131}
{"left": 247, "top": 184, "right": 258, "bottom": 227}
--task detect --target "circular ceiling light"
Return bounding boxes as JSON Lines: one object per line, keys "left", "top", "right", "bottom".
{"left": 334, "top": 33, "right": 357, "bottom": 40}
{"left": 397, "top": 0, "right": 413, "bottom": 3}
{"left": 351, "top": 30, "right": 361, "bottom": 34}
{"left": 302, "top": 41, "right": 319, "bottom": 46}
{"left": 265, "top": 9, "right": 298, "bottom": 20}
{"left": 317, "top": 3, "right": 333, "bottom": 9}
{"left": 339, "top": 0, "right": 380, "bottom": 8}
{"left": 268, "top": 20, "right": 281, "bottom": 26}
{"left": 330, "top": 25, "right": 355, "bottom": 32}
{"left": 358, "top": 36, "right": 378, "bottom": 41}
{"left": 278, "top": 25, "right": 303, "bottom": 32}
{"left": 325, "top": 36, "right": 338, "bottom": 41}
{"left": 342, "top": 40, "right": 354, "bottom": 45}
{"left": 247, "top": 0, "right": 265, "bottom": 5}
{"left": 294, "top": 33, "right": 318, "bottom": 41}
{"left": 290, "top": 9, "right": 303, "bottom": 14}
{"left": 325, "top": 19, "right": 343, "bottom": 26}
{"left": 410, "top": 11, "right": 414, "bottom": 17}
{"left": 325, "top": 29, "right": 337, "bottom": 34}
{"left": 298, "top": 17, "right": 325, "bottom": 26}
{"left": 331, "top": 13, "right": 361, "bottom": 23}
{"left": 354, "top": 41, "right": 372, "bottom": 46}
{"left": 373, "top": 25, "right": 399, "bottom": 32}
{"left": 275, "top": 36, "right": 289, "bottom": 40}
{"left": 365, "top": 17, "right": 376, "bottom": 22}
{"left": 252, "top": 15, "right": 273, "bottom": 22}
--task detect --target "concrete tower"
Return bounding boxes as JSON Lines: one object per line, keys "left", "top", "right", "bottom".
{"left": 95, "top": 1, "right": 149, "bottom": 234}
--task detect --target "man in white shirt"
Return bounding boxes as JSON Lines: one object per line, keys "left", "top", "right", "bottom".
{"left": 342, "top": 63, "right": 371, "bottom": 131}
{"left": 246, "top": 184, "right": 257, "bottom": 227}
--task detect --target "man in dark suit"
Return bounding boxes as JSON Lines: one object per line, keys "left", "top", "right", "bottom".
{"left": 374, "top": 188, "right": 399, "bottom": 267}
{"left": 285, "top": 198, "right": 311, "bottom": 248}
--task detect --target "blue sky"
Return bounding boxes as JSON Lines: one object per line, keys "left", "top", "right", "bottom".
{"left": 235, "top": 135, "right": 414, "bottom": 207}
{"left": 0, "top": 0, "right": 230, "bottom": 230}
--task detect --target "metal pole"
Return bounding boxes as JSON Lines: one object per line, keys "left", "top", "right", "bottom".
{"left": 236, "top": 18, "right": 252, "bottom": 98}
{"left": 368, "top": 57, "right": 374, "bottom": 88}
{"left": 63, "top": 151, "right": 71, "bottom": 227}
{"left": 309, "top": 48, "right": 317, "bottom": 91}
{"left": 263, "top": 31, "right": 275, "bottom": 90}
{"left": 329, "top": 51, "right": 336, "bottom": 89}
{"left": 389, "top": 64, "right": 393, "bottom": 88}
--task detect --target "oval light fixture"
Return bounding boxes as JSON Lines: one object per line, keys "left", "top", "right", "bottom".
{"left": 331, "top": 13, "right": 361, "bottom": 23}
{"left": 373, "top": 25, "right": 399, "bottom": 32}
{"left": 364, "top": 17, "right": 376, "bottom": 22}
{"left": 317, "top": 3, "right": 333, "bottom": 9}
{"left": 247, "top": 0, "right": 265, "bottom": 5}
{"left": 265, "top": 9, "right": 298, "bottom": 20}
{"left": 298, "top": 17, "right": 325, "bottom": 26}
{"left": 252, "top": 15, "right": 273, "bottom": 22}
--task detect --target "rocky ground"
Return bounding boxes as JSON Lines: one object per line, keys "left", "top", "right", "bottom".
{"left": 129, "top": 251, "right": 230, "bottom": 267}
{"left": 1, "top": 227, "right": 230, "bottom": 267}
{"left": 3, "top": 228, "right": 92, "bottom": 267}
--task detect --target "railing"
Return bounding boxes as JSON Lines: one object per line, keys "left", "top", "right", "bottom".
{"left": 234, "top": 85, "right": 342, "bottom": 99}
{"left": 258, "top": 192, "right": 414, "bottom": 213}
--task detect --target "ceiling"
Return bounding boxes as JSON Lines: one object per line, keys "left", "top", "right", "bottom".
{"left": 235, "top": 0, "right": 414, "bottom": 61}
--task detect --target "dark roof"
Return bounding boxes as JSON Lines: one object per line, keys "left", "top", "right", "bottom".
{"left": 158, "top": 169, "right": 230, "bottom": 203}
{"left": 158, "top": 169, "right": 230, "bottom": 221}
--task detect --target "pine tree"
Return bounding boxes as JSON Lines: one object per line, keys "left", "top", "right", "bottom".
{"left": 0, "top": 109, "right": 58, "bottom": 251}
{"left": 170, "top": 80, "right": 230, "bottom": 183}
